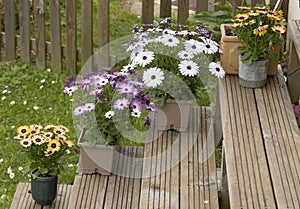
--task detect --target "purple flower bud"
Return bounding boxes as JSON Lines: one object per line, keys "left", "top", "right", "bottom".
{"left": 64, "top": 75, "right": 77, "bottom": 88}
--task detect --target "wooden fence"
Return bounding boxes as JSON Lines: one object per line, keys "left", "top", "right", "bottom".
{"left": 0, "top": 0, "right": 288, "bottom": 75}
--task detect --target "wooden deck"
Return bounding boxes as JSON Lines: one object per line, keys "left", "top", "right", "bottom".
{"left": 68, "top": 107, "right": 219, "bottom": 209}
{"left": 10, "top": 183, "right": 72, "bottom": 209}
{"left": 10, "top": 107, "right": 219, "bottom": 209}
{"left": 219, "top": 69, "right": 300, "bottom": 208}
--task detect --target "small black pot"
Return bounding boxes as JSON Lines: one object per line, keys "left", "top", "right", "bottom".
{"left": 30, "top": 169, "right": 58, "bottom": 205}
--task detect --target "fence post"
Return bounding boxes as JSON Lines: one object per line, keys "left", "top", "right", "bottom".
{"left": 19, "top": 0, "right": 30, "bottom": 64}
{"left": 66, "top": 0, "right": 77, "bottom": 75}
{"left": 196, "top": 0, "right": 208, "bottom": 13}
{"left": 81, "top": 0, "right": 93, "bottom": 66}
{"left": 4, "top": 0, "right": 15, "bottom": 61}
{"left": 34, "top": 0, "right": 46, "bottom": 69}
{"left": 177, "top": 0, "right": 189, "bottom": 25}
{"left": 160, "top": 0, "right": 172, "bottom": 18}
{"left": 98, "top": 0, "right": 109, "bottom": 67}
{"left": 49, "top": 0, "right": 62, "bottom": 73}
{"left": 142, "top": 0, "right": 154, "bottom": 25}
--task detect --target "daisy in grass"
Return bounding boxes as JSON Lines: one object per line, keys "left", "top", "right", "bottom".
{"left": 178, "top": 60, "right": 199, "bottom": 77}
{"left": 132, "top": 51, "right": 155, "bottom": 67}
{"left": 143, "top": 67, "right": 165, "bottom": 88}
{"left": 113, "top": 98, "right": 130, "bottom": 110}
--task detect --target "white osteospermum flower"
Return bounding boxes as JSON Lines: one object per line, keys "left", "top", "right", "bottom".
{"left": 160, "top": 34, "right": 180, "bottom": 47}
{"left": 162, "top": 28, "right": 176, "bottom": 35}
{"left": 199, "top": 37, "right": 220, "bottom": 54}
{"left": 143, "top": 67, "right": 165, "bottom": 88}
{"left": 131, "top": 110, "right": 142, "bottom": 118}
{"left": 121, "top": 63, "right": 136, "bottom": 73}
{"left": 208, "top": 62, "right": 225, "bottom": 78}
{"left": 184, "top": 39, "right": 203, "bottom": 55}
{"left": 105, "top": 111, "right": 115, "bottom": 119}
{"left": 83, "top": 103, "right": 95, "bottom": 112}
{"left": 178, "top": 60, "right": 199, "bottom": 77}
{"left": 178, "top": 50, "right": 195, "bottom": 60}
{"left": 132, "top": 51, "right": 155, "bottom": 67}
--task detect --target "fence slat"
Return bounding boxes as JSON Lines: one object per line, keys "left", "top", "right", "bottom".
{"left": 196, "top": 0, "right": 208, "bottom": 13}
{"left": 0, "top": 1, "right": 3, "bottom": 60}
{"left": 20, "top": 0, "right": 31, "bottom": 64}
{"left": 98, "top": 0, "right": 109, "bottom": 67}
{"left": 142, "top": 0, "right": 154, "bottom": 25}
{"left": 177, "top": 0, "right": 189, "bottom": 25}
{"left": 66, "top": 0, "right": 77, "bottom": 75}
{"left": 34, "top": 0, "right": 46, "bottom": 69}
{"left": 50, "top": 0, "right": 62, "bottom": 73}
{"left": 81, "top": 0, "right": 93, "bottom": 66}
{"left": 4, "top": 0, "right": 15, "bottom": 61}
{"left": 160, "top": 0, "right": 172, "bottom": 18}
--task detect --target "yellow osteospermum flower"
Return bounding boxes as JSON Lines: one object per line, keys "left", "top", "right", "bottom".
{"left": 30, "top": 125, "right": 43, "bottom": 131}
{"left": 272, "top": 25, "right": 286, "bottom": 34}
{"left": 17, "top": 125, "right": 30, "bottom": 136}
{"left": 237, "top": 6, "right": 251, "bottom": 11}
{"left": 248, "top": 11, "right": 259, "bottom": 16}
{"left": 44, "top": 149, "right": 54, "bottom": 157}
{"left": 48, "top": 139, "right": 61, "bottom": 152}
{"left": 53, "top": 127, "right": 65, "bottom": 135}
{"left": 20, "top": 138, "right": 32, "bottom": 148}
{"left": 248, "top": 19, "right": 256, "bottom": 25}
{"left": 235, "top": 13, "right": 249, "bottom": 22}
{"left": 59, "top": 125, "right": 70, "bottom": 132}
{"left": 253, "top": 23, "right": 269, "bottom": 36}
{"left": 267, "top": 13, "right": 281, "bottom": 21}
{"left": 32, "top": 135, "right": 45, "bottom": 145}
{"left": 44, "top": 125, "right": 56, "bottom": 130}
{"left": 62, "top": 140, "right": 74, "bottom": 148}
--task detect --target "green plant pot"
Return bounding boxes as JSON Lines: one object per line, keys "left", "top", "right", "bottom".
{"left": 30, "top": 169, "right": 58, "bottom": 205}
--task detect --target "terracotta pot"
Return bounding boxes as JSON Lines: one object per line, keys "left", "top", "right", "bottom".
{"left": 220, "top": 24, "right": 280, "bottom": 76}
{"left": 77, "top": 129, "right": 117, "bottom": 175}
{"left": 154, "top": 99, "right": 193, "bottom": 132}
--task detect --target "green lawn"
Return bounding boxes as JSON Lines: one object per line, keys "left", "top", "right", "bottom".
{"left": 0, "top": 0, "right": 141, "bottom": 208}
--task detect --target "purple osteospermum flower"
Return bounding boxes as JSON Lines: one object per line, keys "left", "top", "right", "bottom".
{"left": 145, "top": 103, "right": 157, "bottom": 112}
{"left": 293, "top": 105, "right": 300, "bottom": 117}
{"left": 117, "top": 83, "right": 135, "bottom": 95}
{"left": 130, "top": 98, "right": 143, "bottom": 112}
{"left": 144, "top": 116, "right": 151, "bottom": 126}
{"left": 80, "top": 78, "right": 91, "bottom": 91}
{"left": 64, "top": 75, "right": 77, "bottom": 88}
{"left": 113, "top": 98, "right": 129, "bottom": 110}
{"left": 73, "top": 106, "right": 86, "bottom": 115}
{"left": 63, "top": 86, "right": 78, "bottom": 96}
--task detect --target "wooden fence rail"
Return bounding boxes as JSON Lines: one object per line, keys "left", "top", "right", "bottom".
{"left": 0, "top": 0, "right": 286, "bottom": 75}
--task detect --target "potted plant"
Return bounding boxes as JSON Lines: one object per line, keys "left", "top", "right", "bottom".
{"left": 64, "top": 67, "right": 157, "bottom": 175}
{"left": 15, "top": 124, "right": 76, "bottom": 205}
{"left": 123, "top": 17, "right": 225, "bottom": 131}
{"left": 231, "top": 6, "right": 286, "bottom": 88}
